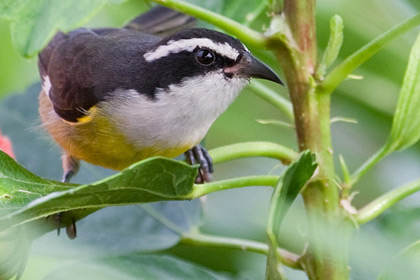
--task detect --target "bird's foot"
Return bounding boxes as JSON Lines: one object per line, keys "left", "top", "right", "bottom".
{"left": 50, "top": 154, "right": 80, "bottom": 239}
{"left": 184, "top": 145, "right": 213, "bottom": 184}
{"left": 48, "top": 212, "right": 77, "bottom": 239}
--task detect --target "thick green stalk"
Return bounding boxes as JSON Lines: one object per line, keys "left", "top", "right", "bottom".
{"left": 269, "top": 0, "right": 347, "bottom": 279}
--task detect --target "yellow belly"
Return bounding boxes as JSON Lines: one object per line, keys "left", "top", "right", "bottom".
{"left": 39, "top": 91, "right": 194, "bottom": 170}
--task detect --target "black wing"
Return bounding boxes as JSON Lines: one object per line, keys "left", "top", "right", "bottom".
{"left": 38, "top": 6, "right": 195, "bottom": 123}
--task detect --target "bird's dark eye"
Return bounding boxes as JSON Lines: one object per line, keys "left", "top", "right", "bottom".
{"left": 195, "top": 49, "right": 215, "bottom": 65}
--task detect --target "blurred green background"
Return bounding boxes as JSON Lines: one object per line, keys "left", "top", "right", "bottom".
{"left": 1, "top": 0, "right": 420, "bottom": 279}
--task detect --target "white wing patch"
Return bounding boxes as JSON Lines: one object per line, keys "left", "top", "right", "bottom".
{"left": 144, "top": 38, "right": 240, "bottom": 62}
{"left": 41, "top": 75, "right": 51, "bottom": 97}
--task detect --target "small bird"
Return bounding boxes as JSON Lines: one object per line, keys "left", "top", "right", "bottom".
{"left": 38, "top": 6, "right": 283, "bottom": 186}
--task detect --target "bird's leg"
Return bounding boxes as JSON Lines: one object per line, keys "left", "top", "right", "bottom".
{"left": 52, "top": 154, "right": 80, "bottom": 239}
{"left": 184, "top": 145, "right": 214, "bottom": 184}
{"left": 62, "top": 154, "right": 80, "bottom": 183}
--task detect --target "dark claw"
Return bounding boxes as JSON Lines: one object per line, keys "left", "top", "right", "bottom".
{"left": 184, "top": 145, "right": 213, "bottom": 183}
{"left": 53, "top": 212, "right": 62, "bottom": 236}
{"left": 66, "top": 218, "right": 77, "bottom": 240}
{"left": 50, "top": 212, "right": 77, "bottom": 239}
{"left": 53, "top": 154, "right": 80, "bottom": 239}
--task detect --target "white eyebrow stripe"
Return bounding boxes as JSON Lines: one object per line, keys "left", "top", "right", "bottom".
{"left": 144, "top": 38, "right": 240, "bottom": 62}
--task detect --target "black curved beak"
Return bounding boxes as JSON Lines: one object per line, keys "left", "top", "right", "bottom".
{"left": 224, "top": 52, "right": 284, "bottom": 85}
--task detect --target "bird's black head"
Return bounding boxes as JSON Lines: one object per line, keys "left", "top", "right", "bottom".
{"left": 142, "top": 28, "right": 282, "bottom": 91}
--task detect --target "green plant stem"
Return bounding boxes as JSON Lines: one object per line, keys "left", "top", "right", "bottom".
{"left": 350, "top": 146, "right": 390, "bottom": 186}
{"left": 356, "top": 178, "right": 420, "bottom": 225}
{"left": 248, "top": 82, "right": 294, "bottom": 121}
{"left": 141, "top": 201, "right": 302, "bottom": 270}
{"left": 150, "top": 0, "right": 267, "bottom": 48}
{"left": 209, "top": 141, "right": 298, "bottom": 165}
{"left": 181, "top": 231, "right": 302, "bottom": 270}
{"left": 273, "top": 0, "right": 348, "bottom": 279}
{"left": 188, "top": 175, "right": 279, "bottom": 198}
{"left": 319, "top": 13, "right": 420, "bottom": 95}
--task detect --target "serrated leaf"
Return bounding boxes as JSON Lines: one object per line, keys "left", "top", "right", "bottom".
{"left": 386, "top": 32, "right": 420, "bottom": 152}
{"left": 44, "top": 253, "right": 231, "bottom": 280}
{"left": 0, "top": 151, "right": 198, "bottom": 231}
{"left": 265, "top": 151, "right": 317, "bottom": 280}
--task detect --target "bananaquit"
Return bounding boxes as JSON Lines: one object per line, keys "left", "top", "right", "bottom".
{"left": 38, "top": 6, "right": 283, "bottom": 185}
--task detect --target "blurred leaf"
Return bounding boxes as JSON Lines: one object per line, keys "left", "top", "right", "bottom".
{"left": 378, "top": 239, "right": 420, "bottom": 280}
{"left": 316, "top": 15, "right": 344, "bottom": 78}
{"left": 0, "top": 150, "right": 198, "bottom": 231}
{"left": 44, "top": 253, "right": 231, "bottom": 280}
{"left": 0, "top": 0, "right": 148, "bottom": 57}
{"left": 379, "top": 207, "right": 420, "bottom": 240}
{"left": 386, "top": 32, "right": 420, "bottom": 152}
{"left": 30, "top": 201, "right": 202, "bottom": 258}
{"left": 0, "top": 226, "right": 32, "bottom": 280}
{"left": 265, "top": 151, "right": 317, "bottom": 280}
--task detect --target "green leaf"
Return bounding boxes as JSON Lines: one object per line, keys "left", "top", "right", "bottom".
{"left": 0, "top": 0, "right": 148, "bottom": 57}
{"left": 379, "top": 207, "right": 420, "bottom": 240}
{"left": 30, "top": 201, "right": 202, "bottom": 259}
{"left": 43, "top": 253, "right": 230, "bottom": 280}
{"left": 378, "top": 240, "right": 420, "bottom": 280}
{"left": 316, "top": 15, "right": 344, "bottom": 78}
{"left": 269, "top": 151, "right": 317, "bottom": 233}
{"left": 0, "top": 151, "right": 198, "bottom": 231}
{"left": 339, "top": 154, "right": 351, "bottom": 185}
{"left": 265, "top": 151, "right": 317, "bottom": 280}
{"left": 386, "top": 32, "right": 420, "bottom": 152}
{"left": 351, "top": 32, "right": 420, "bottom": 185}
{"left": 0, "top": 226, "right": 32, "bottom": 279}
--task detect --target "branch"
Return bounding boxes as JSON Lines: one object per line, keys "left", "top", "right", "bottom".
{"left": 188, "top": 175, "right": 279, "bottom": 198}
{"left": 356, "top": 178, "right": 420, "bottom": 225}
{"left": 151, "top": 0, "right": 268, "bottom": 48}
{"left": 209, "top": 141, "right": 298, "bottom": 165}
{"left": 319, "top": 13, "right": 420, "bottom": 95}
{"left": 350, "top": 146, "right": 390, "bottom": 186}
{"left": 181, "top": 232, "right": 302, "bottom": 270}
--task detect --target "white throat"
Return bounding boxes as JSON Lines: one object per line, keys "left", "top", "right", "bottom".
{"left": 104, "top": 71, "right": 247, "bottom": 150}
